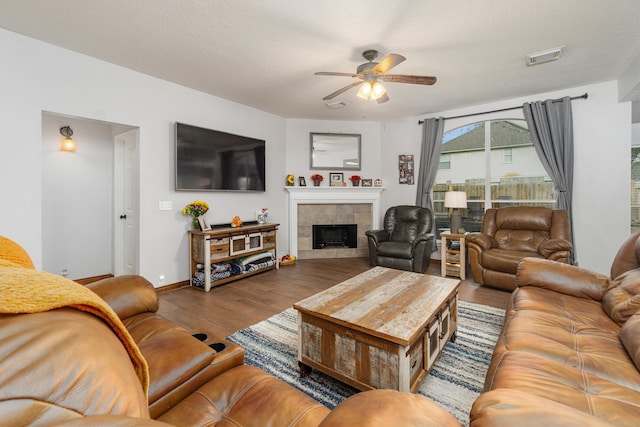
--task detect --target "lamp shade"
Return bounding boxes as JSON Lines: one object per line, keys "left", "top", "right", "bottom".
{"left": 444, "top": 191, "right": 467, "bottom": 208}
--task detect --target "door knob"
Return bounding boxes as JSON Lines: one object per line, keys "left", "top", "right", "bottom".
{"left": 119, "top": 214, "right": 127, "bottom": 219}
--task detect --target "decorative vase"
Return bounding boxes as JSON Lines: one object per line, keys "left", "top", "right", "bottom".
{"left": 313, "top": 180, "right": 321, "bottom": 186}
{"left": 192, "top": 217, "right": 200, "bottom": 230}
{"left": 352, "top": 180, "right": 360, "bottom": 187}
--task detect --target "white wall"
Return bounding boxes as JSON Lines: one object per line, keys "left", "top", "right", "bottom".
{"left": 0, "top": 28, "right": 285, "bottom": 286}
{"left": 383, "top": 81, "right": 631, "bottom": 274}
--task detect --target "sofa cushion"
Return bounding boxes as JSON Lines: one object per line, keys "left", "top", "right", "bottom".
{"left": 620, "top": 311, "right": 640, "bottom": 372}
{"left": 602, "top": 268, "right": 640, "bottom": 325}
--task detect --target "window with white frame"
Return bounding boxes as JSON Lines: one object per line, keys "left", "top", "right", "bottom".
{"left": 433, "top": 119, "right": 555, "bottom": 237}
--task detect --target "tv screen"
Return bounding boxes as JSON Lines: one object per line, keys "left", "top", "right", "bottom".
{"left": 175, "top": 123, "right": 265, "bottom": 191}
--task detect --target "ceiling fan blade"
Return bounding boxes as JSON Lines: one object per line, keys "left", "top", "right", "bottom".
{"left": 322, "top": 81, "right": 362, "bottom": 100}
{"left": 376, "top": 93, "right": 390, "bottom": 104}
{"left": 372, "top": 53, "right": 406, "bottom": 74}
{"left": 380, "top": 74, "right": 437, "bottom": 85}
{"left": 315, "top": 71, "right": 360, "bottom": 78}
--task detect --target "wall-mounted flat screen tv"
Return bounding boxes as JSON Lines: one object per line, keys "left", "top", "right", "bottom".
{"left": 175, "top": 122, "right": 265, "bottom": 192}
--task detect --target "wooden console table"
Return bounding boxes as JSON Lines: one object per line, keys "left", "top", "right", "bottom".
{"left": 188, "top": 223, "right": 279, "bottom": 291}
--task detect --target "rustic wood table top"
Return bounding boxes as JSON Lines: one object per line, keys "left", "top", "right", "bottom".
{"left": 294, "top": 266, "right": 460, "bottom": 346}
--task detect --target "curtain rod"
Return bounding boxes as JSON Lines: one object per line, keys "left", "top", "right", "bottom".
{"left": 417, "top": 93, "right": 588, "bottom": 125}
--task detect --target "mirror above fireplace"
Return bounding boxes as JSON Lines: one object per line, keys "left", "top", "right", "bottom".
{"left": 310, "top": 133, "right": 361, "bottom": 171}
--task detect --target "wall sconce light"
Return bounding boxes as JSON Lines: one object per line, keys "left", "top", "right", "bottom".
{"left": 444, "top": 191, "right": 467, "bottom": 234}
{"left": 60, "top": 126, "right": 76, "bottom": 152}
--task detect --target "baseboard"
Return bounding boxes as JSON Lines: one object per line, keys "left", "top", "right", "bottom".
{"left": 74, "top": 274, "right": 114, "bottom": 285}
{"left": 156, "top": 280, "right": 190, "bottom": 294}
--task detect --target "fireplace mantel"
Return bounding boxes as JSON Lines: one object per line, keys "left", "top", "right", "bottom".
{"left": 285, "top": 187, "right": 385, "bottom": 257}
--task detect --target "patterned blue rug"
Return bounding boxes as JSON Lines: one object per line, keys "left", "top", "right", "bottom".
{"left": 227, "top": 300, "right": 505, "bottom": 426}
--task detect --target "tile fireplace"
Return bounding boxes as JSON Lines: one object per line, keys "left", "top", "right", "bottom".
{"left": 285, "top": 187, "right": 384, "bottom": 259}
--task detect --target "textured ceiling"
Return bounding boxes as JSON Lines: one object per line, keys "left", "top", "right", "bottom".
{"left": 0, "top": 0, "right": 638, "bottom": 122}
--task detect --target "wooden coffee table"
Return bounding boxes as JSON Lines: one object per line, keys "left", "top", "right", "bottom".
{"left": 293, "top": 266, "right": 460, "bottom": 392}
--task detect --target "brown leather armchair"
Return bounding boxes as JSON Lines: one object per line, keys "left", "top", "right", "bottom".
{"left": 466, "top": 206, "right": 572, "bottom": 291}
{"left": 365, "top": 205, "right": 435, "bottom": 273}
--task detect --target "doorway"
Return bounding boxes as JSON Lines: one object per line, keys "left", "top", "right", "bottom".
{"left": 41, "top": 112, "right": 139, "bottom": 279}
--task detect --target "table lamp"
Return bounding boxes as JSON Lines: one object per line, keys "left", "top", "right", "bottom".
{"left": 444, "top": 191, "right": 467, "bottom": 234}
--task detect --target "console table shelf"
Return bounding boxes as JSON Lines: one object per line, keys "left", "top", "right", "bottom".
{"left": 188, "top": 223, "right": 279, "bottom": 292}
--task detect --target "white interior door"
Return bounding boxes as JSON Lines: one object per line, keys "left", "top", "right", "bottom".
{"left": 114, "top": 129, "right": 139, "bottom": 275}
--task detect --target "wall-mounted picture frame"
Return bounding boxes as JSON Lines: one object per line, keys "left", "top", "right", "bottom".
{"left": 299, "top": 176, "right": 307, "bottom": 186}
{"left": 361, "top": 178, "right": 373, "bottom": 187}
{"left": 399, "top": 154, "right": 415, "bottom": 185}
{"left": 198, "top": 216, "right": 211, "bottom": 231}
{"left": 330, "top": 172, "right": 344, "bottom": 186}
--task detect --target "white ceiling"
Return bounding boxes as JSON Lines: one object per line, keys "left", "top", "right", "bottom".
{"left": 1, "top": 0, "right": 638, "bottom": 122}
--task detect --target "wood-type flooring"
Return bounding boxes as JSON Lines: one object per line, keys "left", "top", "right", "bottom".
{"left": 157, "top": 257, "right": 511, "bottom": 337}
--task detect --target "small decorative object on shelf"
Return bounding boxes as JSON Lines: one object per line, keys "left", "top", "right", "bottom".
{"left": 231, "top": 216, "right": 243, "bottom": 227}
{"left": 286, "top": 174, "right": 295, "bottom": 186}
{"left": 374, "top": 179, "right": 383, "bottom": 187}
{"left": 183, "top": 200, "right": 210, "bottom": 230}
{"left": 257, "top": 208, "right": 268, "bottom": 224}
{"left": 349, "top": 175, "right": 361, "bottom": 186}
{"left": 361, "top": 178, "right": 373, "bottom": 187}
{"left": 299, "top": 176, "right": 307, "bottom": 186}
{"left": 280, "top": 254, "right": 297, "bottom": 266}
{"left": 310, "top": 174, "right": 324, "bottom": 186}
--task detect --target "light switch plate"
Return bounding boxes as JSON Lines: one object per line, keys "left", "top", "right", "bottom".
{"left": 159, "top": 200, "right": 172, "bottom": 211}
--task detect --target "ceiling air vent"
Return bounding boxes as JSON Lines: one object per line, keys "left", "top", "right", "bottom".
{"left": 526, "top": 46, "right": 564, "bottom": 66}
{"left": 326, "top": 100, "right": 347, "bottom": 109}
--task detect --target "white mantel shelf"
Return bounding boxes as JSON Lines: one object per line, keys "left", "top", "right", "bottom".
{"left": 285, "top": 186, "right": 385, "bottom": 257}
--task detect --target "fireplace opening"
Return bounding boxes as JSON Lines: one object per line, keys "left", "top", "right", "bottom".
{"left": 313, "top": 224, "right": 357, "bottom": 249}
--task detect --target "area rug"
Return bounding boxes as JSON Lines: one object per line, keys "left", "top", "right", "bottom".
{"left": 227, "top": 300, "right": 505, "bottom": 426}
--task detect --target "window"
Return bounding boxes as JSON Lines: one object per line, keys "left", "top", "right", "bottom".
{"left": 439, "top": 153, "right": 451, "bottom": 169}
{"left": 433, "top": 119, "right": 555, "bottom": 237}
{"left": 503, "top": 148, "right": 513, "bottom": 163}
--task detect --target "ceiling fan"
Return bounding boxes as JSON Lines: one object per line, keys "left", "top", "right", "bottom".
{"left": 315, "top": 49, "right": 437, "bottom": 104}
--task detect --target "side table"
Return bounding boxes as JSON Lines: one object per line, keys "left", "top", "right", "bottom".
{"left": 441, "top": 233, "right": 466, "bottom": 280}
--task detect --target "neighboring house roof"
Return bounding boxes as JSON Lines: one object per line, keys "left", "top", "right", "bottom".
{"left": 442, "top": 120, "right": 531, "bottom": 154}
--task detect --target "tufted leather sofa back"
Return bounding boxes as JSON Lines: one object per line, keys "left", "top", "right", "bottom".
{"left": 610, "top": 231, "right": 640, "bottom": 280}
{"left": 384, "top": 205, "right": 432, "bottom": 243}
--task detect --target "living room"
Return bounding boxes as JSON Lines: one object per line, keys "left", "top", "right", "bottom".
{"left": 1, "top": 2, "right": 639, "bottom": 287}
{"left": 2, "top": 2, "right": 640, "bottom": 426}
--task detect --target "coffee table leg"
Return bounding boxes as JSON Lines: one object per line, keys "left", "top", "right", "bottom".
{"left": 298, "top": 361, "right": 312, "bottom": 378}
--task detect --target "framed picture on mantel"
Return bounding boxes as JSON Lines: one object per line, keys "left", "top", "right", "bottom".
{"left": 330, "top": 172, "right": 344, "bottom": 186}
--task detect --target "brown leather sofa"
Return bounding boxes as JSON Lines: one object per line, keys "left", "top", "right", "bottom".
{"left": 0, "top": 236, "right": 461, "bottom": 427}
{"left": 466, "top": 206, "right": 572, "bottom": 290}
{"left": 365, "top": 205, "right": 435, "bottom": 273}
{"left": 470, "top": 231, "right": 640, "bottom": 426}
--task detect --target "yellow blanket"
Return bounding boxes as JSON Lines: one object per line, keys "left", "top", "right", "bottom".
{"left": 0, "top": 262, "right": 149, "bottom": 398}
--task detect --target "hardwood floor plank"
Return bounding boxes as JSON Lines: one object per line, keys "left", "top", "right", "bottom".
{"left": 157, "top": 258, "right": 510, "bottom": 337}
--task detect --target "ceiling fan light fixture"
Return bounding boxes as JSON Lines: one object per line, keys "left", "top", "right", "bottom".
{"left": 371, "top": 81, "right": 386, "bottom": 99}
{"left": 356, "top": 81, "right": 386, "bottom": 101}
{"left": 356, "top": 81, "right": 373, "bottom": 100}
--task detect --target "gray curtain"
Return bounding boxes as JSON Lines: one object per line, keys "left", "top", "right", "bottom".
{"left": 523, "top": 96, "right": 576, "bottom": 264}
{"left": 415, "top": 117, "right": 445, "bottom": 250}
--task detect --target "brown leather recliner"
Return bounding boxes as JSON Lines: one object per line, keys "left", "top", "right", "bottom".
{"left": 365, "top": 205, "right": 435, "bottom": 273}
{"left": 466, "top": 206, "right": 572, "bottom": 291}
